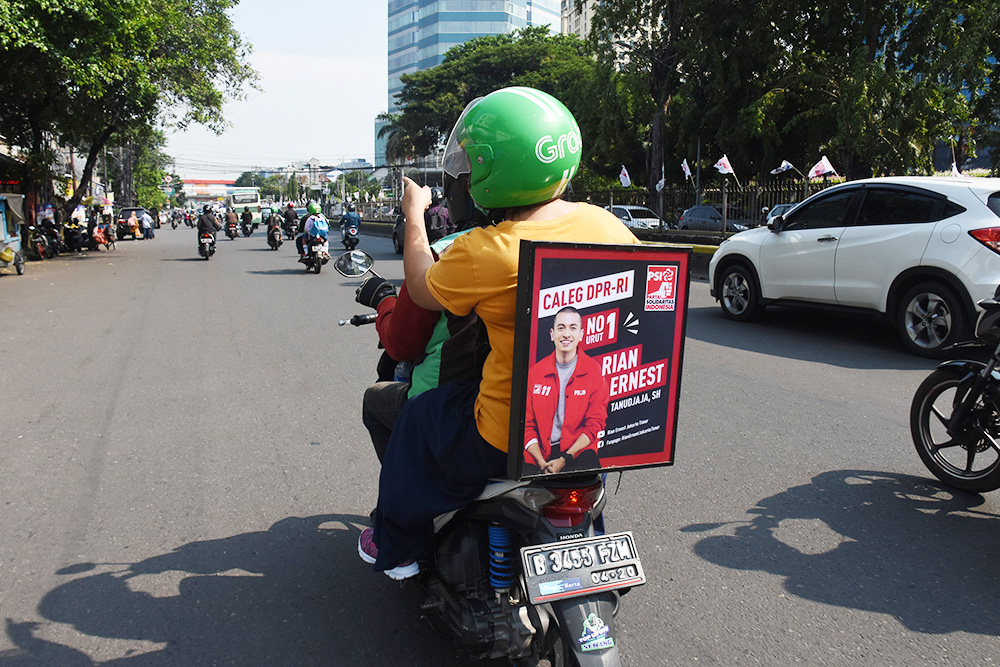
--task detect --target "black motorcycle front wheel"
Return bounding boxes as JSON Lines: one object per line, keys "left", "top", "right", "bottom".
{"left": 910, "top": 366, "right": 1000, "bottom": 492}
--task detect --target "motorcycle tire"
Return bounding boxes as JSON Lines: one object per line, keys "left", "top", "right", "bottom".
{"left": 910, "top": 366, "right": 1000, "bottom": 492}
{"left": 314, "top": 258, "right": 322, "bottom": 274}
{"left": 14, "top": 252, "right": 25, "bottom": 275}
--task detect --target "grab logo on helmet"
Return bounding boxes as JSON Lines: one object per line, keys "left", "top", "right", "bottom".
{"left": 535, "top": 131, "right": 582, "bottom": 164}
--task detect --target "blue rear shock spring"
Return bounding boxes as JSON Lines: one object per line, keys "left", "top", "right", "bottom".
{"left": 488, "top": 523, "right": 514, "bottom": 593}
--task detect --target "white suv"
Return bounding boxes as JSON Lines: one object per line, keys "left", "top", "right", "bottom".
{"left": 708, "top": 177, "right": 1000, "bottom": 356}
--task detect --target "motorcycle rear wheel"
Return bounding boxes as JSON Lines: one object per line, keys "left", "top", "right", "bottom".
{"left": 910, "top": 366, "right": 1000, "bottom": 492}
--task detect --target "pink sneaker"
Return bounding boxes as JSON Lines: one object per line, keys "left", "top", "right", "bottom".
{"left": 358, "top": 527, "right": 419, "bottom": 580}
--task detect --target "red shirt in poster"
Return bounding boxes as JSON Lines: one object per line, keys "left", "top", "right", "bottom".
{"left": 523, "top": 349, "right": 609, "bottom": 464}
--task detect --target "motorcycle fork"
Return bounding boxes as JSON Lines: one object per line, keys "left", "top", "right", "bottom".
{"left": 947, "top": 342, "right": 1000, "bottom": 436}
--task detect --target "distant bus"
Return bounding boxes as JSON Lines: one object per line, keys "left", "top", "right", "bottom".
{"left": 228, "top": 188, "right": 262, "bottom": 225}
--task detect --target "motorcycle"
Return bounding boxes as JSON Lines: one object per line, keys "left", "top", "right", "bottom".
{"left": 267, "top": 225, "right": 283, "bottom": 250}
{"left": 335, "top": 251, "right": 643, "bottom": 666}
{"left": 64, "top": 221, "right": 84, "bottom": 252}
{"left": 301, "top": 234, "right": 330, "bottom": 273}
{"left": 341, "top": 223, "right": 360, "bottom": 251}
{"left": 198, "top": 233, "right": 216, "bottom": 260}
{"left": 225, "top": 221, "right": 239, "bottom": 240}
{"left": 39, "top": 220, "right": 65, "bottom": 256}
{"left": 26, "top": 225, "right": 50, "bottom": 260}
{"left": 911, "top": 283, "right": 1000, "bottom": 492}
{"left": 241, "top": 220, "right": 253, "bottom": 237}
{"left": 284, "top": 219, "right": 299, "bottom": 241}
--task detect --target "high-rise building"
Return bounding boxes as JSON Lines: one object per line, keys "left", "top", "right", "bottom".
{"left": 377, "top": 0, "right": 560, "bottom": 166}
{"left": 561, "top": 0, "right": 596, "bottom": 40}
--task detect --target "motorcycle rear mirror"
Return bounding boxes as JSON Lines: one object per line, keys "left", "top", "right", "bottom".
{"left": 334, "top": 250, "right": 375, "bottom": 277}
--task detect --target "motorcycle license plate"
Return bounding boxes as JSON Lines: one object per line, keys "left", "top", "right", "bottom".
{"left": 520, "top": 531, "right": 645, "bottom": 604}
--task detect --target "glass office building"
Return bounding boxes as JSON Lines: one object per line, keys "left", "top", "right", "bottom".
{"left": 386, "top": 0, "right": 560, "bottom": 113}
{"left": 378, "top": 0, "right": 559, "bottom": 167}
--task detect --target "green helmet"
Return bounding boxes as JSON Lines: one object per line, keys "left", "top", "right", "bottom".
{"left": 443, "top": 86, "right": 582, "bottom": 210}
{"left": 307, "top": 202, "right": 321, "bottom": 215}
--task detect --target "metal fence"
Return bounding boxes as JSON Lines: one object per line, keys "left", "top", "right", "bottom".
{"left": 362, "top": 178, "right": 841, "bottom": 237}
{"left": 566, "top": 179, "right": 837, "bottom": 229}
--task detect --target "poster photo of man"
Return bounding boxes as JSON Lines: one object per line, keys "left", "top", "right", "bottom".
{"left": 523, "top": 306, "right": 609, "bottom": 475}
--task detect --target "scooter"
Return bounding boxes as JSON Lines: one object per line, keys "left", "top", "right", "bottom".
{"left": 335, "top": 251, "right": 643, "bottom": 665}
{"left": 911, "top": 283, "right": 1000, "bottom": 492}
{"left": 341, "top": 223, "right": 360, "bottom": 251}
{"left": 225, "top": 221, "right": 239, "bottom": 240}
{"left": 241, "top": 220, "right": 253, "bottom": 237}
{"left": 198, "top": 233, "right": 216, "bottom": 260}
{"left": 284, "top": 219, "right": 299, "bottom": 241}
{"left": 301, "top": 234, "right": 330, "bottom": 273}
{"left": 267, "top": 225, "right": 283, "bottom": 250}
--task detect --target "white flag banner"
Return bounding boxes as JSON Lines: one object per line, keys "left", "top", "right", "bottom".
{"left": 770, "top": 160, "right": 794, "bottom": 175}
{"left": 681, "top": 159, "right": 692, "bottom": 181}
{"left": 952, "top": 162, "right": 971, "bottom": 178}
{"left": 619, "top": 165, "right": 632, "bottom": 188}
{"left": 714, "top": 154, "right": 735, "bottom": 175}
{"left": 808, "top": 156, "right": 836, "bottom": 179}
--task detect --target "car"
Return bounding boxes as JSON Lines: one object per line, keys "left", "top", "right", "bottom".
{"left": 708, "top": 176, "right": 1000, "bottom": 357}
{"left": 678, "top": 204, "right": 753, "bottom": 232}
{"left": 115, "top": 207, "right": 148, "bottom": 240}
{"left": 762, "top": 203, "right": 797, "bottom": 224}
{"left": 604, "top": 204, "right": 666, "bottom": 229}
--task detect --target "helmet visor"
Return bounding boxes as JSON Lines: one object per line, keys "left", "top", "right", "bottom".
{"left": 443, "top": 97, "right": 482, "bottom": 179}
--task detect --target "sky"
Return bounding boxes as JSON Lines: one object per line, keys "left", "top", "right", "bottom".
{"left": 163, "top": 0, "right": 388, "bottom": 180}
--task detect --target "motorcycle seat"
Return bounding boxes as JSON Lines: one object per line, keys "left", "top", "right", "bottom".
{"left": 432, "top": 478, "right": 529, "bottom": 532}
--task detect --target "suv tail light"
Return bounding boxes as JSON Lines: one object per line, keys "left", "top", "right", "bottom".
{"left": 969, "top": 227, "right": 1000, "bottom": 254}
{"left": 541, "top": 481, "right": 603, "bottom": 528}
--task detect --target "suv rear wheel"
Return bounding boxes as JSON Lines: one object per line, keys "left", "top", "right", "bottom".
{"left": 719, "top": 263, "right": 764, "bottom": 321}
{"left": 897, "top": 282, "right": 967, "bottom": 357}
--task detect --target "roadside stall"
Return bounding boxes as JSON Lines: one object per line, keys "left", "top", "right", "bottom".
{"left": 0, "top": 193, "right": 25, "bottom": 275}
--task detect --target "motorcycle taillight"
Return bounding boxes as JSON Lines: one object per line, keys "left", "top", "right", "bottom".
{"left": 541, "top": 481, "right": 603, "bottom": 528}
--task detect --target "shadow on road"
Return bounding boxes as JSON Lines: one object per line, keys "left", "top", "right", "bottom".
{"left": 685, "top": 300, "right": 940, "bottom": 371}
{"left": 0, "top": 514, "right": 469, "bottom": 666}
{"left": 684, "top": 470, "right": 1000, "bottom": 635}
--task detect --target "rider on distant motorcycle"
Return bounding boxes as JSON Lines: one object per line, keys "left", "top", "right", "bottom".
{"left": 339, "top": 202, "right": 361, "bottom": 243}
{"left": 197, "top": 204, "right": 222, "bottom": 249}
{"left": 240, "top": 206, "right": 254, "bottom": 234}
{"left": 282, "top": 202, "right": 299, "bottom": 237}
{"left": 296, "top": 202, "right": 329, "bottom": 261}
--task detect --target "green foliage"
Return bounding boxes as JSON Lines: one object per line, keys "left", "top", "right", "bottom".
{"left": 0, "top": 0, "right": 257, "bottom": 208}
{"left": 591, "top": 0, "right": 1000, "bottom": 181}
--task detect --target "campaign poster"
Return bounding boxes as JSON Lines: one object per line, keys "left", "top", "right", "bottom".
{"left": 508, "top": 242, "right": 690, "bottom": 480}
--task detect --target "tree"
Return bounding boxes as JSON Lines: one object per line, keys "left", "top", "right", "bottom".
{"left": 388, "top": 27, "right": 644, "bottom": 184}
{"left": 589, "top": 0, "right": 690, "bottom": 191}
{"left": 591, "top": 0, "right": 1000, "bottom": 182}
{"left": 0, "top": 0, "right": 257, "bottom": 214}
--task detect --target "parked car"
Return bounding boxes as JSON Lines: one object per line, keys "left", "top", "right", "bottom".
{"left": 678, "top": 205, "right": 752, "bottom": 232}
{"left": 604, "top": 204, "right": 666, "bottom": 229}
{"left": 708, "top": 176, "right": 1000, "bottom": 357}
{"left": 115, "top": 207, "right": 148, "bottom": 240}
{"left": 762, "top": 203, "right": 797, "bottom": 224}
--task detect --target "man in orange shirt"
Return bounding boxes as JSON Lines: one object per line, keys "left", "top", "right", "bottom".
{"left": 358, "top": 87, "right": 639, "bottom": 579}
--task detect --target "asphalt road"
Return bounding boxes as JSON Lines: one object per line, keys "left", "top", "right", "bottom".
{"left": 2, "top": 226, "right": 999, "bottom": 665}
